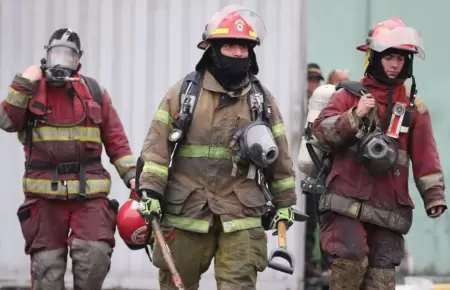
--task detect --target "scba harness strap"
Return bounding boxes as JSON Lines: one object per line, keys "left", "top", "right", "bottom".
{"left": 167, "top": 70, "right": 271, "bottom": 177}
{"left": 25, "top": 75, "right": 104, "bottom": 201}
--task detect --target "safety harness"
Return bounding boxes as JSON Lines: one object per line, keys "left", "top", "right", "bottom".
{"left": 24, "top": 76, "right": 104, "bottom": 201}
{"left": 167, "top": 70, "right": 275, "bottom": 204}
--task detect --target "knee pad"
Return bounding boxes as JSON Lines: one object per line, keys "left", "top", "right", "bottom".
{"left": 70, "top": 239, "right": 112, "bottom": 289}
{"left": 31, "top": 249, "right": 67, "bottom": 290}
{"left": 330, "top": 256, "right": 368, "bottom": 289}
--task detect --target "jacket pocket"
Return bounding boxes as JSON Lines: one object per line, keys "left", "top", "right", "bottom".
{"left": 87, "top": 101, "right": 103, "bottom": 125}
{"left": 17, "top": 199, "right": 41, "bottom": 254}
{"left": 394, "top": 168, "right": 415, "bottom": 208}
{"left": 248, "top": 227, "right": 268, "bottom": 272}
{"left": 233, "top": 185, "right": 267, "bottom": 208}
{"left": 233, "top": 185, "right": 267, "bottom": 216}
{"left": 165, "top": 182, "right": 196, "bottom": 215}
{"left": 325, "top": 169, "right": 339, "bottom": 187}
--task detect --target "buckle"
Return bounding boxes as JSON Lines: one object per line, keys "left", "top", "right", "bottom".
{"left": 57, "top": 162, "right": 80, "bottom": 174}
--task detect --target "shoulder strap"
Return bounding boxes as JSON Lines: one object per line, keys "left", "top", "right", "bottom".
{"left": 167, "top": 70, "right": 204, "bottom": 178}
{"left": 335, "top": 81, "right": 370, "bottom": 98}
{"left": 81, "top": 75, "right": 104, "bottom": 106}
{"left": 178, "top": 70, "right": 204, "bottom": 109}
{"left": 248, "top": 75, "right": 270, "bottom": 121}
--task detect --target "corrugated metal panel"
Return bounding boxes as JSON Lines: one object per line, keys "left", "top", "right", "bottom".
{"left": 0, "top": 0, "right": 308, "bottom": 289}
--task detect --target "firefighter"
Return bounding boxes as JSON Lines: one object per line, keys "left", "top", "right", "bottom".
{"left": 136, "top": 5, "right": 297, "bottom": 290}
{"left": 312, "top": 18, "right": 446, "bottom": 289}
{"left": 1, "top": 28, "right": 136, "bottom": 289}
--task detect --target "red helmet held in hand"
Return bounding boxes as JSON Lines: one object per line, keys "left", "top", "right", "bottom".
{"left": 116, "top": 194, "right": 151, "bottom": 249}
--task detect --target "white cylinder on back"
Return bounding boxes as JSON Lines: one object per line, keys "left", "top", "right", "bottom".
{"left": 298, "top": 84, "right": 336, "bottom": 176}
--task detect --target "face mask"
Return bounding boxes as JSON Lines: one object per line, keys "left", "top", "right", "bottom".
{"left": 215, "top": 54, "right": 250, "bottom": 87}
{"left": 208, "top": 42, "right": 251, "bottom": 89}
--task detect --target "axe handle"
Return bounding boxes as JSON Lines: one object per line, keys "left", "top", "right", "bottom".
{"left": 151, "top": 218, "right": 185, "bottom": 290}
{"left": 277, "top": 221, "right": 287, "bottom": 248}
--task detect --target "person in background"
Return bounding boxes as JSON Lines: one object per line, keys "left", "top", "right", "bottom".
{"left": 307, "top": 63, "right": 324, "bottom": 98}
{"left": 327, "top": 69, "right": 351, "bottom": 85}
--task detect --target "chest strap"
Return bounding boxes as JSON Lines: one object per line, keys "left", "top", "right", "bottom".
{"left": 25, "top": 157, "right": 102, "bottom": 200}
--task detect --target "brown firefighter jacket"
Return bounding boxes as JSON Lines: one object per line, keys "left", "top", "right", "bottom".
{"left": 138, "top": 70, "right": 297, "bottom": 233}
{"left": 312, "top": 77, "right": 446, "bottom": 234}
{"left": 0, "top": 73, "right": 136, "bottom": 199}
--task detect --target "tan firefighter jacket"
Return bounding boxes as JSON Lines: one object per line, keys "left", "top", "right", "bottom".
{"left": 139, "top": 70, "right": 297, "bottom": 233}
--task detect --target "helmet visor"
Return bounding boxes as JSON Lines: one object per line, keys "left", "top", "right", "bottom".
{"left": 205, "top": 4, "right": 266, "bottom": 44}
{"left": 369, "top": 27, "right": 425, "bottom": 60}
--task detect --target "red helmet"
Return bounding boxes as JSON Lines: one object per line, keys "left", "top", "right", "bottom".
{"left": 197, "top": 4, "right": 266, "bottom": 50}
{"left": 357, "top": 17, "right": 425, "bottom": 59}
{"left": 116, "top": 195, "right": 151, "bottom": 248}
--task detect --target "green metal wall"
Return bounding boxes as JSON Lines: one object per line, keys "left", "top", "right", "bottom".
{"left": 309, "top": 0, "right": 450, "bottom": 275}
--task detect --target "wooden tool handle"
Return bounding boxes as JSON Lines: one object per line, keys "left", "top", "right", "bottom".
{"left": 151, "top": 219, "right": 182, "bottom": 279}
{"left": 277, "top": 221, "right": 287, "bottom": 248}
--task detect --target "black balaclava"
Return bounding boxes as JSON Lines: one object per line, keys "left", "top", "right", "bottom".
{"left": 366, "top": 48, "right": 413, "bottom": 85}
{"left": 206, "top": 39, "right": 253, "bottom": 90}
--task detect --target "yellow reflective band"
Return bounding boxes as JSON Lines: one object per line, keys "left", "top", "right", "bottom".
{"left": 270, "top": 176, "right": 296, "bottom": 193}
{"left": 5, "top": 87, "right": 30, "bottom": 108}
{"left": 222, "top": 217, "right": 261, "bottom": 233}
{"left": 211, "top": 28, "right": 229, "bottom": 35}
{"left": 272, "top": 123, "right": 286, "bottom": 138}
{"left": 23, "top": 178, "right": 111, "bottom": 195}
{"left": 153, "top": 109, "right": 172, "bottom": 125}
{"left": 164, "top": 214, "right": 210, "bottom": 233}
{"left": 416, "top": 173, "right": 445, "bottom": 195}
{"left": 31, "top": 126, "right": 101, "bottom": 143}
{"left": 248, "top": 31, "right": 256, "bottom": 38}
{"left": 113, "top": 155, "right": 136, "bottom": 177}
{"left": 163, "top": 214, "right": 262, "bottom": 233}
{"left": 177, "top": 145, "right": 231, "bottom": 159}
{"left": 142, "top": 161, "right": 168, "bottom": 179}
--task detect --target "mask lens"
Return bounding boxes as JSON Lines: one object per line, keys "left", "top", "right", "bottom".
{"left": 46, "top": 46, "right": 78, "bottom": 70}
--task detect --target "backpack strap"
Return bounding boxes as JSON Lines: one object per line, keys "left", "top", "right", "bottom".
{"left": 81, "top": 75, "right": 104, "bottom": 106}
{"left": 167, "top": 70, "right": 204, "bottom": 178}
{"left": 335, "top": 81, "right": 370, "bottom": 97}
{"left": 247, "top": 75, "right": 271, "bottom": 122}
{"left": 178, "top": 70, "right": 203, "bottom": 111}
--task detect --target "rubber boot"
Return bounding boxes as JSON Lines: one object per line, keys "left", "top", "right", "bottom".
{"left": 329, "top": 256, "right": 368, "bottom": 290}
{"left": 361, "top": 267, "right": 396, "bottom": 290}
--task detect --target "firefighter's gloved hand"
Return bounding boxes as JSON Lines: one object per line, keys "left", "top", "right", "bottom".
{"left": 137, "top": 195, "right": 162, "bottom": 222}
{"left": 270, "top": 207, "right": 294, "bottom": 235}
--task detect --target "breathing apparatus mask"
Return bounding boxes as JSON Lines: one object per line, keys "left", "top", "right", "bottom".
{"left": 42, "top": 29, "right": 82, "bottom": 86}
{"left": 228, "top": 83, "right": 278, "bottom": 179}
{"left": 357, "top": 118, "right": 399, "bottom": 176}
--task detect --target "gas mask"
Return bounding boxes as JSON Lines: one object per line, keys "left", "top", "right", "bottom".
{"left": 357, "top": 124, "right": 399, "bottom": 176}
{"left": 230, "top": 120, "right": 279, "bottom": 177}
{"left": 43, "top": 30, "right": 82, "bottom": 86}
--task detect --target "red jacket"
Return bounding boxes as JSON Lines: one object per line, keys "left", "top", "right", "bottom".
{"left": 0, "top": 73, "right": 136, "bottom": 199}
{"left": 312, "top": 77, "right": 446, "bottom": 234}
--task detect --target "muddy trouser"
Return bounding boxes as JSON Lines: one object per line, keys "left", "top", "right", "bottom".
{"left": 17, "top": 197, "right": 118, "bottom": 290}
{"left": 319, "top": 211, "right": 404, "bottom": 290}
{"left": 304, "top": 191, "right": 318, "bottom": 266}
{"left": 152, "top": 215, "right": 268, "bottom": 290}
